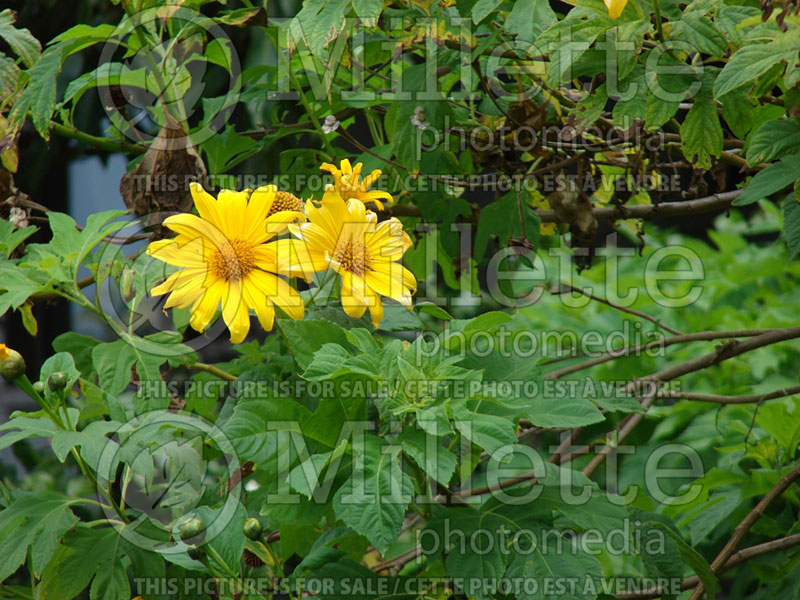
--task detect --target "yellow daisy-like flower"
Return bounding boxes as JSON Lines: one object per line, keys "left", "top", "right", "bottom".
{"left": 146, "top": 183, "right": 305, "bottom": 344}
{"left": 287, "top": 189, "right": 416, "bottom": 328}
{"left": 320, "top": 159, "right": 394, "bottom": 210}
{"left": 604, "top": 0, "right": 627, "bottom": 19}
{"left": 0, "top": 343, "right": 9, "bottom": 361}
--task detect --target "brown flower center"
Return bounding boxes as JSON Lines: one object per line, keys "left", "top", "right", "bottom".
{"left": 333, "top": 240, "right": 370, "bottom": 277}
{"left": 211, "top": 239, "right": 254, "bottom": 281}
{"left": 268, "top": 191, "right": 303, "bottom": 216}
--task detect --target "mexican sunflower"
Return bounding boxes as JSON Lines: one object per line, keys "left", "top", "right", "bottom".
{"left": 320, "top": 159, "right": 394, "bottom": 210}
{"left": 604, "top": 0, "right": 627, "bottom": 19}
{"left": 146, "top": 183, "right": 305, "bottom": 343}
{"left": 286, "top": 188, "right": 416, "bottom": 328}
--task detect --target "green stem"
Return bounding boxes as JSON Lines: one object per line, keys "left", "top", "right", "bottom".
{"left": 204, "top": 544, "right": 239, "bottom": 578}
{"left": 12, "top": 374, "right": 129, "bottom": 523}
{"left": 187, "top": 362, "right": 237, "bottom": 382}
{"left": 50, "top": 122, "right": 145, "bottom": 154}
{"left": 652, "top": 0, "right": 669, "bottom": 49}
{"left": 289, "top": 69, "right": 337, "bottom": 158}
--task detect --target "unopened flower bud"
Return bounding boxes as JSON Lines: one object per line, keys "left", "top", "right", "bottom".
{"left": 178, "top": 517, "right": 206, "bottom": 542}
{"left": 243, "top": 518, "right": 263, "bottom": 540}
{"left": 47, "top": 372, "right": 68, "bottom": 392}
{"left": 0, "top": 344, "right": 26, "bottom": 381}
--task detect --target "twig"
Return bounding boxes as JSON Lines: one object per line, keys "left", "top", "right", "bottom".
{"left": 545, "top": 329, "right": 777, "bottom": 379}
{"left": 551, "top": 283, "right": 683, "bottom": 336}
{"left": 687, "top": 463, "right": 800, "bottom": 600}
{"left": 579, "top": 327, "right": 800, "bottom": 477}
{"left": 657, "top": 384, "right": 800, "bottom": 405}
{"left": 388, "top": 190, "right": 743, "bottom": 223}
{"left": 617, "top": 533, "right": 800, "bottom": 599}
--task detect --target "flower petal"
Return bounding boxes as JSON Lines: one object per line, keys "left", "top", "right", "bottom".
{"left": 222, "top": 278, "right": 250, "bottom": 343}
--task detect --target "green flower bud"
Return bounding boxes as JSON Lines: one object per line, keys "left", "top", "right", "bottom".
{"left": 178, "top": 517, "right": 206, "bottom": 542}
{"left": 47, "top": 372, "right": 68, "bottom": 392}
{"left": 0, "top": 344, "right": 26, "bottom": 381}
{"left": 32, "top": 381, "right": 46, "bottom": 394}
{"left": 243, "top": 518, "right": 263, "bottom": 540}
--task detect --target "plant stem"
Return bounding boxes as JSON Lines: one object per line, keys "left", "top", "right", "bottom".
{"left": 289, "top": 69, "right": 338, "bottom": 158}
{"left": 50, "top": 122, "right": 145, "bottom": 154}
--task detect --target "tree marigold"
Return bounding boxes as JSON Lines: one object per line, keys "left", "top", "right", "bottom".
{"left": 146, "top": 183, "right": 305, "bottom": 343}
{"left": 287, "top": 188, "right": 416, "bottom": 328}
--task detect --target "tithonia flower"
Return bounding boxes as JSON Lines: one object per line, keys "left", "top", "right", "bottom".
{"left": 146, "top": 183, "right": 305, "bottom": 343}
{"left": 320, "top": 159, "right": 394, "bottom": 210}
{"left": 288, "top": 189, "right": 416, "bottom": 328}
{"left": 604, "top": 0, "right": 627, "bottom": 19}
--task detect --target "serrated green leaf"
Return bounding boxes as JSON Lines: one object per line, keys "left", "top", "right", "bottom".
{"left": 0, "top": 9, "right": 41, "bottom": 67}
{"left": 714, "top": 42, "right": 794, "bottom": 99}
{"left": 333, "top": 435, "right": 412, "bottom": 553}
{"left": 746, "top": 119, "right": 800, "bottom": 164}
{"left": 734, "top": 154, "right": 800, "bottom": 206}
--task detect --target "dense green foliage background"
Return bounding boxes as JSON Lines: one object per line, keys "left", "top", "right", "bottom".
{"left": 1, "top": 0, "right": 799, "bottom": 599}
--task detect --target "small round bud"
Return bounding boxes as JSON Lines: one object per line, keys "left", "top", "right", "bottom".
{"left": 0, "top": 344, "right": 26, "bottom": 381}
{"left": 178, "top": 517, "right": 206, "bottom": 542}
{"left": 243, "top": 518, "right": 263, "bottom": 540}
{"left": 32, "top": 381, "right": 46, "bottom": 394}
{"left": 47, "top": 372, "right": 68, "bottom": 392}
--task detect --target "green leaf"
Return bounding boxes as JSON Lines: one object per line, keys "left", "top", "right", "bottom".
{"left": 453, "top": 409, "right": 517, "bottom": 458}
{"left": 472, "top": 0, "right": 503, "bottom": 24}
{"left": 0, "top": 410, "right": 74, "bottom": 451}
{"left": 8, "top": 46, "right": 61, "bottom": 139}
{"left": 643, "top": 50, "right": 697, "bottom": 131}
{"left": 351, "top": 0, "right": 383, "bottom": 24}
{"left": 648, "top": 521, "right": 719, "bottom": 599}
{"left": 38, "top": 526, "right": 135, "bottom": 599}
{"left": 784, "top": 192, "right": 800, "bottom": 262}
{"left": 474, "top": 192, "right": 540, "bottom": 262}
{"left": 397, "top": 428, "right": 457, "bottom": 486}
{"left": 201, "top": 125, "right": 259, "bottom": 173}
{"left": 0, "top": 492, "right": 80, "bottom": 581}
{"left": 0, "top": 218, "right": 36, "bottom": 258}
{"left": 39, "top": 351, "right": 81, "bottom": 401}
{"left": 671, "top": 12, "right": 727, "bottom": 57}
{"left": 52, "top": 332, "right": 101, "bottom": 374}
{"left": 714, "top": 42, "right": 794, "bottom": 99}
{"left": 288, "top": 0, "right": 349, "bottom": 58}
{"left": 507, "top": 537, "right": 603, "bottom": 600}
{"left": 302, "top": 343, "right": 380, "bottom": 381}
{"left": 0, "top": 9, "right": 41, "bottom": 67}
{"left": 333, "top": 435, "right": 413, "bottom": 553}
{"left": 525, "top": 395, "right": 604, "bottom": 428}
{"left": 504, "top": 0, "right": 557, "bottom": 41}
{"left": 746, "top": 119, "right": 800, "bottom": 164}
{"left": 720, "top": 89, "right": 759, "bottom": 139}
{"left": 734, "top": 154, "right": 800, "bottom": 206}
{"left": 547, "top": 20, "right": 612, "bottom": 87}
{"left": 681, "top": 70, "right": 722, "bottom": 169}
{"left": 278, "top": 318, "right": 350, "bottom": 370}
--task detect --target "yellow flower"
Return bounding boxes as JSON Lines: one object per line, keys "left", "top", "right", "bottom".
{"left": 604, "top": 0, "right": 627, "bottom": 19}
{"left": 320, "top": 159, "right": 394, "bottom": 210}
{"left": 0, "top": 343, "right": 9, "bottom": 361}
{"left": 146, "top": 183, "right": 305, "bottom": 343}
{"left": 288, "top": 189, "right": 416, "bottom": 328}
{"left": 266, "top": 191, "right": 304, "bottom": 217}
